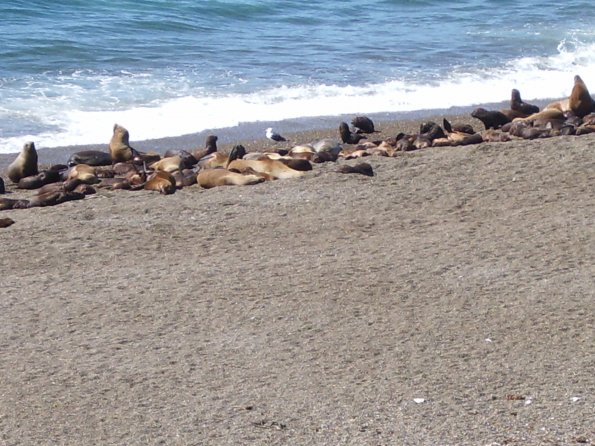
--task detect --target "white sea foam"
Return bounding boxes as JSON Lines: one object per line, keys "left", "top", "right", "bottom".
{"left": 2, "top": 42, "right": 595, "bottom": 154}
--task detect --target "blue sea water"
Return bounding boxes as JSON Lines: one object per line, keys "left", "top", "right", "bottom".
{"left": 1, "top": 0, "right": 595, "bottom": 153}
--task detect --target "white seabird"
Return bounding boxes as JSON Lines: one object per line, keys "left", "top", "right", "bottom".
{"left": 266, "top": 127, "right": 287, "bottom": 142}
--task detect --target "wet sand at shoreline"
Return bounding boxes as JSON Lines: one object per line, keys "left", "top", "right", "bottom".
{"left": 0, "top": 113, "right": 593, "bottom": 445}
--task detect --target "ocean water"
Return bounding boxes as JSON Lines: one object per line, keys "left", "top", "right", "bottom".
{"left": 2, "top": 0, "right": 595, "bottom": 153}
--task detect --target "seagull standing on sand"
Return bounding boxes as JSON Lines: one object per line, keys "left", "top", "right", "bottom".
{"left": 266, "top": 127, "right": 287, "bottom": 142}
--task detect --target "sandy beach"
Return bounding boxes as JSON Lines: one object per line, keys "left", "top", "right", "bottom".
{"left": 0, "top": 115, "right": 593, "bottom": 445}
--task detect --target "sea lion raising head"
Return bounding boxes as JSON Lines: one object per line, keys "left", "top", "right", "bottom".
{"left": 7, "top": 142, "right": 39, "bottom": 184}
{"left": 510, "top": 89, "right": 540, "bottom": 116}
{"left": 569, "top": 75, "right": 595, "bottom": 118}
{"left": 109, "top": 124, "right": 136, "bottom": 163}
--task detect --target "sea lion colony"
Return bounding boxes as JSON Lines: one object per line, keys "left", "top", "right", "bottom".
{"left": 1, "top": 75, "right": 594, "bottom": 219}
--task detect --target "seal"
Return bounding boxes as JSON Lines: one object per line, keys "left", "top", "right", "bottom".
{"left": 0, "top": 217, "right": 15, "bottom": 228}
{"left": 339, "top": 122, "right": 367, "bottom": 144}
{"left": 7, "top": 142, "right": 38, "bottom": 183}
{"left": 470, "top": 108, "right": 511, "bottom": 130}
{"left": 568, "top": 75, "right": 594, "bottom": 118}
{"left": 337, "top": 162, "right": 374, "bottom": 177}
{"left": 109, "top": 124, "right": 136, "bottom": 163}
{"left": 68, "top": 150, "right": 112, "bottom": 167}
{"left": 196, "top": 168, "right": 265, "bottom": 189}
{"left": 433, "top": 119, "right": 483, "bottom": 146}
{"left": 0, "top": 177, "right": 5, "bottom": 194}
{"left": 192, "top": 135, "right": 219, "bottom": 162}
{"left": 351, "top": 116, "right": 377, "bottom": 134}
{"left": 510, "top": 89, "right": 540, "bottom": 115}
{"left": 226, "top": 145, "right": 305, "bottom": 180}
{"left": 67, "top": 164, "right": 100, "bottom": 184}
{"left": 17, "top": 170, "right": 61, "bottom": 190}
{"left": 143, "top": 171, "right": 176, "bottom": 195}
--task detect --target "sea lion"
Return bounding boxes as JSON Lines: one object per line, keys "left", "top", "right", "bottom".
{"left": 192, "top": 135, "right": 219, "bottom": 162}
{"left": 0, "top": 197, "right": 30, "bottom": 211}
{"left": 419, "top": 121, "right": 446, "bottom": 141}
{"left": 150, "top": 155, "right": 184, "bottom": 173}
{"left": 471, "top": 108, "right": 511, "bottom": 130}
{"left": 226, "top": 144, "right": 304, "bottom": 180}
{"left": 0, "top": 217, "right": 15, "bottom": 228}
{"left": 28, "top": 183, "right": 86, "bottom": 208}
{"left": 513, "top": 108, "right": 565, "bottom": 124}
{"left": 351, "top": 116, "right": 377, "bottom": 134}
{"left": 68, "top": 150, "right": 112, "bottom": 167}
{"left": 7, "top": 142, "right": 38, "bottom": 183}
{"left": 337, "top": 162, "right": 374, "bottom": 177}
{"left": 143, "top": 170, "right": 176, "bottom": 195}
{"left": 339, "top": 122, "right": 367, "bottom": 144}
{"left": 0, "top": 177, "right": 5, "bottom": 194}
{"left": 109, "top": 124, "right": 136, "bottom": 163}
{"left": 172, "top": 169, "right": 198, "bottom": 188}
{"left": 67, "top": 164, "right": 100, "bottom": 184}
{"left": 568, "top": 75, "right": 595, "bottom": 118}
{"left": 433, "top": 119, "right": 483, "bottom": 146}
{"left": 196, "top": 168, "right": 265, "bottom": 189}
{"left": 17, "top": 170, "right": 61, "bottom": 190}
{"left": 510, "top": 89, "right": 540, "bottom": 115}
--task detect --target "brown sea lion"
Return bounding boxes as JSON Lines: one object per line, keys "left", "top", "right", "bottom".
{"left": 28, "top": 183, "right": 85, "bottom": 208}
{"left": 193, "top": 135, "right": 219, "bottom": 162}
{"left": 351, "top": 116, "right": 377, "bottom": 134}
{"left": 197, "top": 168, "right": 265, "bottom": 189}
{"left": 568, "top": 75, "right": 595, "bottom": 118}
{"left": 339, "top": 122, "right": 367, "bottom": 144}
{"left": 7, "top": 142, "right": 38, "bottom": 183}
{"left": 172, "top": 169, "right": 197, "bottom": 188}
{"left": 17, "top": 170, "right": 61, "bottom": 190}
{"left": 68, "top": 150, "right": 112, "bottom": 167}
{"left": 471, "top": 108, "right": 511, "bottom": 130}
{"left": 0, "top": 197, "right": 30, "bottom": 211}
{"left": 109, "top": 124, "right": 136, "bottom": 163}
{"left": 0, "top": 217, "right": 15, "bottom": 228}
{"left": 510, "top": 89, "right": 540, "bottom": 115}
{"left": 143, "top": 171, "right": 176, "bottom": 195}
{"left": 337, "top": 162, "right": 374, "bottom": 177}
{"left": 433, "top": 119, "right": 483, "bottom": 146}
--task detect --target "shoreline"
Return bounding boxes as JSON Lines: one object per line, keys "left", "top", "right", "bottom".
{"left": 0, "top": 98, "right": 555, "bottom": 171}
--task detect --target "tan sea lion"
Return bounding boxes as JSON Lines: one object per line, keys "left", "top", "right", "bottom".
{"left": 196, "top": 168, "right": 265, "bottom": 189}
{"left": 150, "top": 155, "right": 183, "bottom": 173}
{"left": 67, "top": 164, "right": 100, "bottom": 184}
{"left": 568, "top": 75, "right": 594, "bottom": 118}
{"left": 7, "top": 142, "right": 38, "bottom": 183}
{"left": 226, "top": 144, "right": 305, "bottom": 180}
{"left": 109, "top": 124, "right": 136, "bottom": 163}
{"left": 143, "top": 171, "right": 176, "bottom": 195}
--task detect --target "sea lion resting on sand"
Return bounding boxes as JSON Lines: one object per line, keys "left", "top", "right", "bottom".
{"left": 7, "top": 142, "right": 38, "bottom": 183}
{"left": 196, "top": 168, "right": 265, "bottom": 189}
{"left": 226, "top": 145, "right": 305, "bottom": 180}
